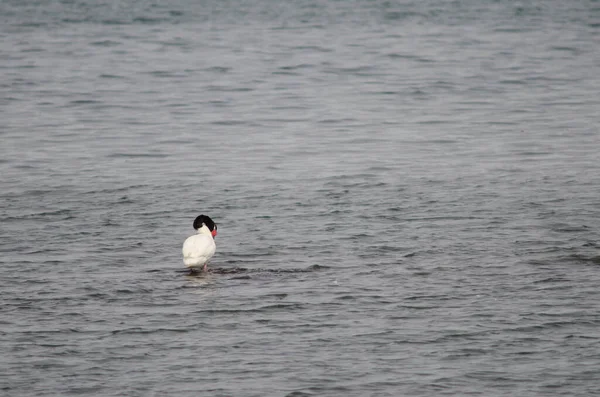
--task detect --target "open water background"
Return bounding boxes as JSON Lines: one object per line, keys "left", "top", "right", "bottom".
{"left": 2, "top": 1, "right": 600, "bottom": 396}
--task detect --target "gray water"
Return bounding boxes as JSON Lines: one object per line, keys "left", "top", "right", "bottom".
{"left": 2, "top": 1, "right": 600, "bottom": 396}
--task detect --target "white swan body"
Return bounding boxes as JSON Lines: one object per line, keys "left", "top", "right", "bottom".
{"left": 182, "top": 215, "right": 217, "bottom": 271}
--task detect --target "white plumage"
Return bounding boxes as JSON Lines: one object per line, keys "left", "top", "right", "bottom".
{"left": 182, "top": 215, "right": 217, "bottom": 271}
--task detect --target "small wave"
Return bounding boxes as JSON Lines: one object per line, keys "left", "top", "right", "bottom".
{"left": 2, "top": 208, "right": 74, "bottom": 222}
{"left": 528, "top": 254, "right": 600, "bottom": 267}
{"left": 211, "top": 264, "right": 328, "bottom": 274}
{"left": 132, "top": 17, "right": 164, "bottom": 24}
{"left": 509, "top": 320, "right": 595, "bottom": 333}
{"left": 178, "top": 264, "right": 328, "bottom": 276}
{"left": 204, "top": 66, "right": 231, "bottom": 73}
{"left": 278, "top": 63, "right": 314, "bottom": 71}
{"left": 99, "top": 19, "right": 128, "bottom": 25}
{"left": 90, "top": 40, "right": 120, "bottom": 47}
{"left": 285, "top": 392, "right": 314, "bottom": 397}
{"left": 99, "top": 74, "right": 125, "bottom": 79}
{"left": 67, "top": 99, "right": 101, "bottom": 106}
{"left": 210, "top": 120, "right": 249, "bottom": 126}
{"left": 110, "top": 327, "right": 189, "bottom": 335}
{"left": 291, "top": 45, "right": 332, "bottom": 53}
{"left": 570, "top": 254, "right": 600, "bottom": 265}
{"left": 106, "top": 153, "right": 168, "bottom": 158}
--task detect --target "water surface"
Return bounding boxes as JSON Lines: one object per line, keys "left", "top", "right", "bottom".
{"left": 2, "top": 1, "right": 600, "bottom": 396}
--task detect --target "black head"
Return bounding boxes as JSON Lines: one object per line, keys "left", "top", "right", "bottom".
{"left": 193, "top": 214, "right": 217, "bottom": 233}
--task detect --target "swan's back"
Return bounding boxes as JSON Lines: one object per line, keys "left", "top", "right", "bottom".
{"left": 182, "top": 234, "right": 216, "bottom": 268}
